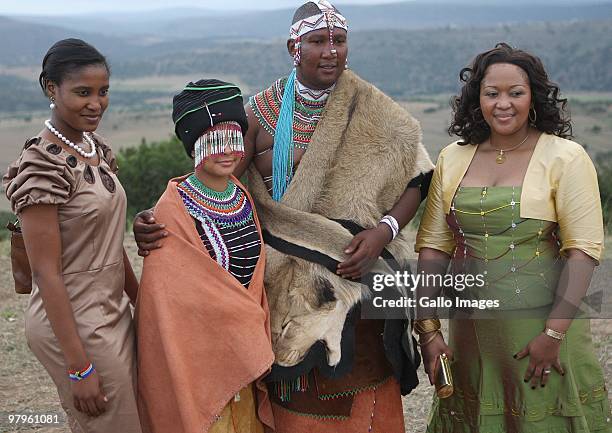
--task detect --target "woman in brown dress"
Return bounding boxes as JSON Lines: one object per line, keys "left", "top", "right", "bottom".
{"left": 3, "top": 39, "right": 141, "bottom": 433}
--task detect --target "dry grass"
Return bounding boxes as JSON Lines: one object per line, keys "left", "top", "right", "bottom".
{"left": 0, "top": 235, "right": 610, "bottom": 432}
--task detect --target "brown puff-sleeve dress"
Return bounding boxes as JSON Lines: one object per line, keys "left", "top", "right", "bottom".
{"left": 3, "top": 135, "right": 142, "bottom": 433}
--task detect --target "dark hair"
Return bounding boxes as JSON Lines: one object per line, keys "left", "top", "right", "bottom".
{"left": 39, "top": 38, "right": 109, "bottom": 95}
{"left": 449, "top": 42, "right": 572, "bottom": 145}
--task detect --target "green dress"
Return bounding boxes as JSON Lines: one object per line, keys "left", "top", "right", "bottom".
{"left": 427, "top": 186, "right": 611, "bottom": 433}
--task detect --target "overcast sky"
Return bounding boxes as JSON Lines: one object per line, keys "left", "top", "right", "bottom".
{"left": 1, "top": 0, "right": 411, "bottom": 15}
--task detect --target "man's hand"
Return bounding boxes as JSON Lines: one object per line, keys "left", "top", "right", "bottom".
{"left": 337, "top": 225, "right": 392, "bottom": 279}
{"left": 133, "top": 209, "right": 167, "bottom": 257}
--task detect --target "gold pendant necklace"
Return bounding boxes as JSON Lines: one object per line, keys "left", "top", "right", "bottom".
{"left": 492, "top": 133, "right": 530, "bottom": 164}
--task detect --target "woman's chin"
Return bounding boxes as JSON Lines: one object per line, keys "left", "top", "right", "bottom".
{"left": 208, "top": 167, "right": 235, "bottom": 178}
{"left": 490, "top": 120, "right": 529, "bottom": 137}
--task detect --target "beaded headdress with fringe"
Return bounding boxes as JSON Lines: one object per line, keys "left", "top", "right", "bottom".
{"left": 194, "top": 121, "right": 244, "bottom": 169}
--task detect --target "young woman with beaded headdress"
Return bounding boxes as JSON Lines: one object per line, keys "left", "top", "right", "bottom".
{"left": 3, "top": 39, "right": 142, "bottom": 432}
{"left": 135, "top": 79, "right": 274, "bottom": 433}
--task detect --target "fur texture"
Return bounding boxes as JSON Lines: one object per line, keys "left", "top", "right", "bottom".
{"left": 247, "top": 69, "right": 433, "bottom": 367}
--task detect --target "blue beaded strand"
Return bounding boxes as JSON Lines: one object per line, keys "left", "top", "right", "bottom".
{"left": 272, "top": 68, "right": 297, "bottom": 202}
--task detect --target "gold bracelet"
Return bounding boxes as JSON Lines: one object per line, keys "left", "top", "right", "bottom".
{"left": 414, "top": 318, "right": 441, "bottom": 335}
{"left": 417, "top": 330, "right": 440, "bottom": 347}
{"left": 543, "top": 327, "right": 565, "bottom": 341}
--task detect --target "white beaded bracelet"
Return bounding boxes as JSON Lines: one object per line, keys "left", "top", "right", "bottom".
{"left": 379, "top": 215, "right": 399, "bottom": 240}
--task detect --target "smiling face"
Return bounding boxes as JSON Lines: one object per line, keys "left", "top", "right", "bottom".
{"left": 479, "top": 62, "right": 532, "bottom": 140}
{"left": 46, "top": 63, "right": 109, "bottom": 136}
{"left": 197, "top": 143, "right": 243, "bottom": 178}
{"left": 288, "top": 27, "right": 348, "bottom": 89}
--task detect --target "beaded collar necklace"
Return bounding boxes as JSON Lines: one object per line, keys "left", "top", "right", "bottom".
{"left": 177, "top": 174, "right": 254, "bottom": 270}
{"left": 296, "top": 80, "right": 334, "bottom": 103}
{"left": 250, "top": 76, "right": 331, "bottom": 150}
{"left": 178, "top": 174, "right": 253, "bottom": 229}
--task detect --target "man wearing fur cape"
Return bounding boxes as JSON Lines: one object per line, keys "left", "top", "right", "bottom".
{"left": 135, "top": 1, "right": 433, "bottom": 431}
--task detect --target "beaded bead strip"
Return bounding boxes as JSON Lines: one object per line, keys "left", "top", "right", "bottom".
{"left": 195, "top": 121, "right": 244, "bottom": 168}
{"left": 324, "top": 10, "right": 338, "bottom": 55}
{"left": 275, "top": 374, "right": 309, "bottom": 402}
{"left": 68, "top": 363, "right": 95, "bottom": 381}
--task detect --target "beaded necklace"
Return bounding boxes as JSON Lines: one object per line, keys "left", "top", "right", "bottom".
{"left": 296, "top": 79, "right": 333, "bottom": 102}
{"left": 250, "top": 77, "right": 328, "bottom": 150}
{"left": 177, "top": 175, "right": 254, "bottom": 270}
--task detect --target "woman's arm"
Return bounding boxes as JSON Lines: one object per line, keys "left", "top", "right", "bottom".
{"left": 122, "top": 248, "right": 138, "bottom": 304}
{"left": 415, "top": 247, "right": 451, "bottom": 318}
{"left": 515, "top": 145, "right": 603, "bottom": 388}
{"left": 20, "top": 204, "right": 107, "bottom": 416}
{"left": 415, "top": 247, "right": 454, "bottom": 385}
{"left": 546, "top": 248, "right": 596, "bottom": 332}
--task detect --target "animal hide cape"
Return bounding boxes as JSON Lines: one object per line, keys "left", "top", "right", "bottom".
{"left": 247, "top": 69, "right": 433, "bottom": 370}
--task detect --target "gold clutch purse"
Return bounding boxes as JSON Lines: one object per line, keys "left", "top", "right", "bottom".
{"left": 436, "top": 353, "right": 453, "bottom": 398}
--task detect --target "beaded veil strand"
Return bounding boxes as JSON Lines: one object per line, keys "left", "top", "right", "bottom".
{"left": 194, "top": 121, "right": 245, "bottom": 168}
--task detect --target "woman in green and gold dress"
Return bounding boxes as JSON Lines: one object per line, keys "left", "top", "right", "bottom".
{"left": 414, "top": 43, "right": 611, "bottom": 432}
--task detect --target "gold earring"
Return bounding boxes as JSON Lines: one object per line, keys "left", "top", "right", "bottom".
{"left": 529, "top": 107, "right": 537, "bottom": 124}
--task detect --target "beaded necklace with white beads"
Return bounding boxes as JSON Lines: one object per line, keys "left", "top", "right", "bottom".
{"left": 44, "top": 119, "right": 97, "bottom": 158}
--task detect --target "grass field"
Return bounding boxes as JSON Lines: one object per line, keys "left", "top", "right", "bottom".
{"left": 0, "top": 233, "right": 610, "bottom": 432}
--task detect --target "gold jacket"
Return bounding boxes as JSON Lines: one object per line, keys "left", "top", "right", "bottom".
{"left": 416, "top": 133, "right": 604, "bottom": 262}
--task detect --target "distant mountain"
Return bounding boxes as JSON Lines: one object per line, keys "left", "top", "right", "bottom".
{"left": 0, "top": 16, "right": 145, "bottom": 67}
{"left": 10, "top": 7, "right": 223, "bottom": 37}
{"left": 8, "top": 2, "right": 612, "bottom": 40}
{"left": 108, "top": 19, "right": 610, "bottom": 97}
{"left": 1, "top": 17, "right": 610, "bottom": 115}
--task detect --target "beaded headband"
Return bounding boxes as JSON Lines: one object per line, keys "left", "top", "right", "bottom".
{"left": 289, "top": 0, "right": 347, "bottom": 40}
{"left": 194, "top": 121, "right": 244, "bottom": 169}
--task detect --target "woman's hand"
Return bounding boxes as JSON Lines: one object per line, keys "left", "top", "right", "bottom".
{"left": 514, "top": 333, "right": 564, "bottom": 389}
{"left": 133, "top": 209, "right": 166, "bottom": 256}
{"left": 420, "top": 332, "right": 454, "bottom": 385}
{"left": 71, "top": 371, "right": 107, "bottom": 417}
{"left": 337, "top": 226, "right": 391, "bottom": 279}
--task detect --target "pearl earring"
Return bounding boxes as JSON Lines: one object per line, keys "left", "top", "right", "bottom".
{"left": 49, "top": 97, "right": 56, "bottom": 110}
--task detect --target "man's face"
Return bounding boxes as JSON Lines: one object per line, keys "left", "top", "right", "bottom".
{"left": 289, "top": 27, "right": 348, "bottom": 90}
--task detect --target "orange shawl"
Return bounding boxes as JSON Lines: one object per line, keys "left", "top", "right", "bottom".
{"left": 136, "top": 175, "right": 275, "bottom": 433}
